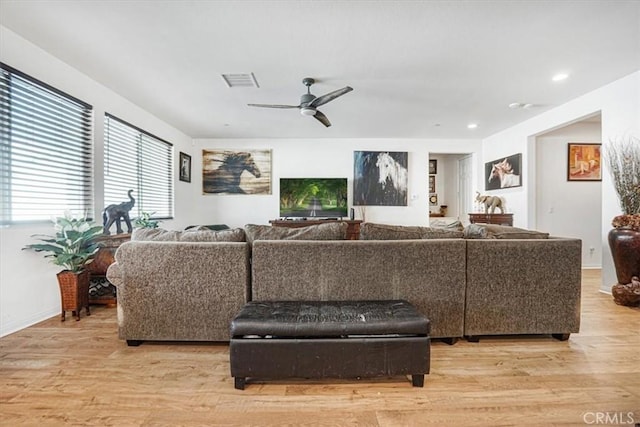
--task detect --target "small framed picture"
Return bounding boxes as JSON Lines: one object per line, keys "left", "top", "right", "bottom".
{"left": 179, "top": 152, "right": 191, "bottom": 183}
{"left": 429, "top": 159, "right": 437, "bottom": 175}
{"left": 567, "top": 143, "right": 601, "bottom": 181}
{"left": 429, "top": 175, "right": 435, "bottom": 193}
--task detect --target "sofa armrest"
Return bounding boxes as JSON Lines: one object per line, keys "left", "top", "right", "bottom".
{"left": 105, "top": 261, "right": 122, "bottom": 288}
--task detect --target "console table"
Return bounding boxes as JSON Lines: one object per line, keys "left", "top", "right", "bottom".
{"left": 269, "top": 219, "right": 362, "bottom": 240}
{"left": 468, "top": 213, "right": 513, "bottom": 226}
{"left": 87, "top": 233, "right": 130, "bottom": 306}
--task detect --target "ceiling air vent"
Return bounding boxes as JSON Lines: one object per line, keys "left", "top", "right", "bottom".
{"left": 221, "top": 73, "right": 259, "bottom": 88}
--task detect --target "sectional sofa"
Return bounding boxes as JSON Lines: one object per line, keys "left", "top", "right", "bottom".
{"left": 106, "top": 222, "right": 582, "bottom": 344}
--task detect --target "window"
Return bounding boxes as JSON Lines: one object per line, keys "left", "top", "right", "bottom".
{"left": 0, "top": 63, "right": 94, "bottom": 224}
{"left": 103, "top": 114, "right": 173, "bottom": 219}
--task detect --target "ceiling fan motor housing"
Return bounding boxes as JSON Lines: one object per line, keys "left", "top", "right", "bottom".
{"left": 300, "top": 93, "right": 316, "bottom": 105}
{"left": 300, "top": 93, "right": 317, "bottom": 115}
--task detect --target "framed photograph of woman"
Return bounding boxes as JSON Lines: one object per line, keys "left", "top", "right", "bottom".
{"left": 179, "top": 152, "right": 191, "bottom": 183}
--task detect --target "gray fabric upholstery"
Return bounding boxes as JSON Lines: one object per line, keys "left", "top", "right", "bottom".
{"left": 244, "top": 222, "right": 348, "bottom": 243}
{"left": 107, "top": 227, "right": 582, "bottom": 343}
{"left": 464, "top": 238, "right": 582, "bottom": 336}
{"left": 359, "top": 222, "right": 464, "bottom": 240}
{"left": 430, "top": 220, "right": 464, "bottom": 232}
{"left": 132, "top": 227, "right": 246, "bottom": 242}
{"left": 106, "top": 241, "right": 250, "bottom": 342}
{"left": 251, "top": 239, "right": 467, "bottom": 338}
{"left": 463, "top": 223, "right": 550, "bottom": 239}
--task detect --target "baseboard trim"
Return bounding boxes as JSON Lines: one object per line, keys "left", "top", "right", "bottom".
{"left": 0, "top": 308, "right": 59, "bottom": 338}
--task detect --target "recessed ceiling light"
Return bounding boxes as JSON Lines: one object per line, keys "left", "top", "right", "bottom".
{"left": 467, "top": 123, "right": 478, "bottom": 129}
{"left": 552, "top": 73, "right": 569, "bottom": 82}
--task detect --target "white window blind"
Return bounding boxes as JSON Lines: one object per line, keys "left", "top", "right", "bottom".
{"left": 103, "top": 114, "right": 173, "bottom": 219}
{"left": 0, "top": 62, "right": 94, "bottom": 224}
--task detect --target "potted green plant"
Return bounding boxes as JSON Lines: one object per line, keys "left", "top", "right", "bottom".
{"left": 134, "top": 211, "right": 160, "bottom": 229}
{"left": 23, "top": 211, "right": 104, "bottom": 320}
{"left": 604, "top": 136, "right": 640, "bottom": 306}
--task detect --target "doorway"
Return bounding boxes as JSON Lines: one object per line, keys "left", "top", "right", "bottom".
{"left": 535, "top": 114, "right": 602, "bottom": 268}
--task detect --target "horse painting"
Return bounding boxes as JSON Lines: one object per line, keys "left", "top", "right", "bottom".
{"left": 354, "top": 151, "right": 408, "bottom": 206}
{"left": 376, "top": 152, "right": 408, "bottom": 193}
{"left": 485, "top": 154, "right": 522, "bottom": 190}
{"left": 202, "top": 150, "right": 271, "bottom": 194}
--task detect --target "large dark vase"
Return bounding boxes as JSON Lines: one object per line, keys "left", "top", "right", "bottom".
{"left": 608, "top": 228, "right": 640, "bottom": 285}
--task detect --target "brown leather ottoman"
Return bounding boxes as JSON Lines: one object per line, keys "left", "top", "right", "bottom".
{"left": 229, "top": 300, "right": 430, "bottom": 389}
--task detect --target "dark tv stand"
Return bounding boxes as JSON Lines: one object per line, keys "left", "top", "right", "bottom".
{"left": 269, "top": 219, "right": 362, "bottom": 240}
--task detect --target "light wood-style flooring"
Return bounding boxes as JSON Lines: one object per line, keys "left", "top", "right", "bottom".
{"left": 1, "top": 270, "right": 639, "bottom": 426}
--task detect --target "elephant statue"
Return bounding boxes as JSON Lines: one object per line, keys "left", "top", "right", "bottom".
{"left": 103, "top": 189, "right": 135, "bottom": 235}
{"left": 475, "top": 191, "right": 504, "bottom": 214}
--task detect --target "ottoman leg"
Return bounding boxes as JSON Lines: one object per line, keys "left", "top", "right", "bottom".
{"left": 234, "top": 377, "right": 246, "bottom": 390}
{"left": 411, "top": 374, "right": 424, "bottom": 387}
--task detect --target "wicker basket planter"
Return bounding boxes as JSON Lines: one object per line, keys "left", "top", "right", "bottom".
{"left": 57, "top": 270, "right": 91, "bottom": 321}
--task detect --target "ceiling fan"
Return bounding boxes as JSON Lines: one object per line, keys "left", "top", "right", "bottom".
{"left": 248, "top": 78, "right": 353, "bottom": 127}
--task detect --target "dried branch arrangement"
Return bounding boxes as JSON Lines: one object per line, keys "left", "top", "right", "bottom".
{"left": 605, "top": 136, "right": 640, "bottom": 216}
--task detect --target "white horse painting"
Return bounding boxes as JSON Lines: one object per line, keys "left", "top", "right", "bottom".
{"left": 353, "top": 151, "right": 408, "bottom": 206}
{"left": 376, "top": 152, "right": 408, "bottom": 193}
{"left": 489, "top": 158, "right": 521, "bottom": 189}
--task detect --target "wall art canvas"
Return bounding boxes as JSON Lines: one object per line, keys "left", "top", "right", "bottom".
{"left": 202, "top": 149, "right": 271, "bottom": 194}
{"left": 567, "top": 143, "right": 601, "bottom": 181}
{"left": 485, "top": 153, "right": 522, "bottom": 190}
{"left": 353, "top": 151, "right": 408, "bottom": 206}
{"left": 429, "top": 175, "right": 435, "bottom": 194}
{"left": 179, "top": 152, "right": 191, "bottom": 183}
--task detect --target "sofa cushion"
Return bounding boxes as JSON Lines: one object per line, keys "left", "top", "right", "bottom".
{"left": 359, "top": 222, "right": 463, "bottom": 240}
{"left": 463, "top": 223, "right": 549, "bottom": 239}
{"left": 244, "top": 222, "right": 348, "bottom": 243}
{"left": 132, "top": 227, "right": 246, "bottom": 242}
{"left": 179, "top": 228, "right": 246, "bottom": 242}
{"left": 132, "top": 228, "right": 179, "bottom": 241}
{"left": 430, "top": 219, "right": 464, "bottom": 232}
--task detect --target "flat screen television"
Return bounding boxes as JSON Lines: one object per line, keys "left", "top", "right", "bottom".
{"left": 279, "top": 178, "right": 348, "bottom": 219}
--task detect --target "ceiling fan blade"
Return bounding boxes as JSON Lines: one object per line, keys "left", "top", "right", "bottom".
{"left": 309, "top": 86, "right": 353, "bottom": 108}
{"left": 314, "top": 110, "right": 331, "bottom": 127}
{"left": 247, "top": 103, "right": 299, "bottom": 109}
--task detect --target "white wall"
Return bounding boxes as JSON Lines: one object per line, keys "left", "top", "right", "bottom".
{"left": 536, "top": 121, "right": 602, "bottom": 268}
{"left": 482, "top": 71, "right": 640, "bottom": 292}
{"left": 192, "top": 139, "right": 480, "bottom": 228}
{"left": 0, "top": 27, "right": 193, "bottom": 337}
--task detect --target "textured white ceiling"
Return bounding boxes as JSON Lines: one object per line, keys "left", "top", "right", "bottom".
{"left": 1, "top": 0, "right": 638, "bottom": 139}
